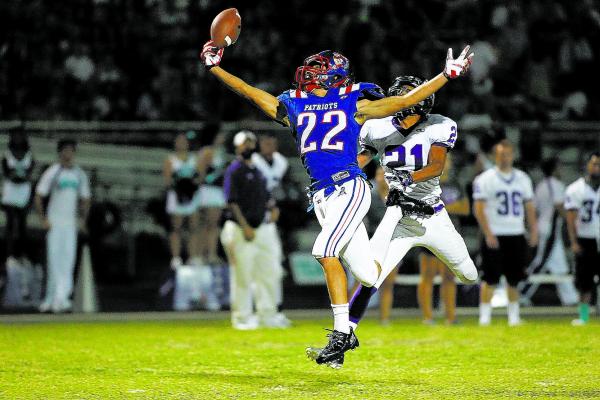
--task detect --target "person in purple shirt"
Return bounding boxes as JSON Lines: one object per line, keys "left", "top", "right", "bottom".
{"left": 220, "top": 130, "right": 286, "bottom": 330}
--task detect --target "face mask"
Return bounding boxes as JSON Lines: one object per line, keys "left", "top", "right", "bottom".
{"left": 241, "top": 148, "right": 255, "bottom": 160}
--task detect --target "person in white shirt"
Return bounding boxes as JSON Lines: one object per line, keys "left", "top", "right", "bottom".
{"left": 473, "top": 139, "right": 538, "bottom": 326}
{"left": 251, "top": 134, "right": 291, "bottom": 327}
{"left": 565, "top": 152, "right": 600, "bottom": 326}
{"left": 521, "top": 158, "right": 578, "bottom": 306}
{"left": 1, "top": 133, "right": 35, "bottom": 285}
{"left": 34, "top": 139, "right": 91, "bottom": 313}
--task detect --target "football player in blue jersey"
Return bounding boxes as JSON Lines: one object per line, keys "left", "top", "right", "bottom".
{"left": 200, "top": 41, "right": 473, "bottom": 366}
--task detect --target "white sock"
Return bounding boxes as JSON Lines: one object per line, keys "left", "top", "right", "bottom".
{"left": 349, "top": 321, "right": 358, "bottom": 332}
{"left": 508, "top": 302, "right": 520, "bottom": 325}
{"left": 331, "top": 303, "right": 350, "bottom": 334}
{"left": 479, "top": 303, "right": 492, "bottom": 325}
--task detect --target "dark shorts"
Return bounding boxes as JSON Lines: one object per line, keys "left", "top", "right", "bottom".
{"left": 480, "top": 235, "right": 529, "bottom": 286}
{"left": 574, "top": 238, "right": 600, "bottom": 292}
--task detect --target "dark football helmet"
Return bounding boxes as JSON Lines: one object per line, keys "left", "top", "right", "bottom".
{"left": 295, "top": 50, "right": 353, "bottom": 92}
{"left": 388, "top": 75, "right": 434, "bottom": 120}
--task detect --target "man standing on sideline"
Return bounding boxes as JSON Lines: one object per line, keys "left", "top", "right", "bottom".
{"left": 35, "top": 139, "right": 91, "bottom": 313}
{"left": 565, "top": 152, "right": 600, "bottom": 326}
{"left": 473, "top": 140, "right": 538, "bottom": 326}
{"left": 251, "top": 134, "right": 291, "bottom": 327}
{"left": 521, "top": 157, "right": 578, "bottom": 306}
{"left": 220, "top": 131, "right": 281, "bottom": 330}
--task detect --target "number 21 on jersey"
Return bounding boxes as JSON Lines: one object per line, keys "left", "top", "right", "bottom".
{"left": 384, "top": 144, "right": 425, "bottom": 170}
{"left": 297, "top": 111, "right": 347, "bottom": 154}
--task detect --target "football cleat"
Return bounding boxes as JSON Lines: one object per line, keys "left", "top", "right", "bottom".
{"left": 306, "top": 347, "right": 344, "bottom": 369}
{"left": 308, "top": 328, "right": 360, "bottom": 365}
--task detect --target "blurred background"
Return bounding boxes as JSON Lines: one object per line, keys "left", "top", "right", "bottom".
{"left": 0, "top": 0, "right": 599, "bottom": 314}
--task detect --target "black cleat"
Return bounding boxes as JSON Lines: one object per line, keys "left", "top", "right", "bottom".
{"left": 308, "top": 328, "right": 360, "bottom": 365}
{"left": 306, "top": 347, "right": 344, "bottom": 369}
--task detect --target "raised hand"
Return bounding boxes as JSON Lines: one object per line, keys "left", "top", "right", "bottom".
{"left": 200, "top": 40, "right": 224, "bottom": 69}
{"left": 443, "top": 45, "right": 474, "bottom": 79}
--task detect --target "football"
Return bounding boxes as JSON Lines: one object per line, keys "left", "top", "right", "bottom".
{"left": 210, "top": 8, "right": 241, "bottom": 48}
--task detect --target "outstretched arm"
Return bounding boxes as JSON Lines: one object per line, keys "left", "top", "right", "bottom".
{"left": 201, "top": 41, "right": 289, "bottom": 126}
{"left": 210, "top": 67, "right": 288, "bottom": 125}
{"left": 355, "top": 46, "right": 473, "bottom": 124}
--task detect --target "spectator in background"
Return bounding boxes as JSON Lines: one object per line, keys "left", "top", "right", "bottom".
{"left": 220, "top": 131, "right": 284, "bottom": 330}
{"left": 521, "top": 158, "right": 578, "bottom": 306}
{"left": 163, "top": 133, "right": 202, "bottom": 269}
{"left": 197, "top": 132, "right": 228, "bottom": 264}
{"left": 473, "top": 140, "right": 538, "bottom": 326}
{"left": 565, "top": 152, "right": 600, "bottom": 326}
{"left": 418, "top": 153, "right": 470, "bottom": 325}
{"left": 64, "top": 44, "right": 95, "bottom": 83}
{"left": 34, "top": 139, "right": 91, "bottom": 313}
{"left": 1, "top": 132, "right": 35, "bottom": 292}
{"left": 252, "top": 134, "right": 291, "bottom": 327}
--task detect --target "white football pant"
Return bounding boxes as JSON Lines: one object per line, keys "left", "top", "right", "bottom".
{"left": 264, "top": 222, "right": 284, "bottom": 306}
{"left": 311, "top": 177, "right": 379, "bottom": 287}
{"left": 220, "top": 221, "right": 279, "bottom": 324}
{"left": 373, "top": 207, "right": 478, "bottom": 288}
{"left": 43, "top": 225, "right": 77, "bottom": 309}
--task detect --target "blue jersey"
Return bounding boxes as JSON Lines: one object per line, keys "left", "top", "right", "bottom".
{"left": 277, "top": 83, "right": 384, "bottom": 190}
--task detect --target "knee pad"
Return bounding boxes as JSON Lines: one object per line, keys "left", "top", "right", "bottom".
{"left": 351, "top": 263, "right": 379, "bottom": 288}
{"left": 455, "top": 258, "right": 478, "bottom": 284}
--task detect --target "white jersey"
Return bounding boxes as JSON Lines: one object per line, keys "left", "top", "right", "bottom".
{"left": 252, "top": 152, "right": 289, "bottom": 192}
{"left": 472, "top": 167, "right": 534, "bottom": 236}
{"left": 535, "top": 176, "right": 566, "bottom": 237}
{"left": 564, "top": 177, "right": 600, "bottom": 239}
{"left": 36, "top": 163, "right": 91, "bottom": 227}
{"left": 360, "top": 114, "right": 457, "bottom": 205}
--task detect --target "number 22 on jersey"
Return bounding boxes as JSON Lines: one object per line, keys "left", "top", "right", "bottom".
{"left": 297, "top": 111, "right": 347, "bottom": 154}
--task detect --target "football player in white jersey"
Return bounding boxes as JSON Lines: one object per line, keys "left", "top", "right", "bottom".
{"left": 473, "top": 140, "right": 538, "bottom": 326}
{"left": 338, "top": 76, "right": 479, "bottom": 337}
{"left": 565, "top": 152, "right": 600, "bottom": 326}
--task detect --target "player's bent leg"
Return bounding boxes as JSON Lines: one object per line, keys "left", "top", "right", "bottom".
{"left": 348, "top": 236, "right": 415, "bottom": 329}
{"left": 422, "top": 210, "right": 478, "bottom": 283}
{"left": 308, "top": 178, "right": 371, "bottom": 366}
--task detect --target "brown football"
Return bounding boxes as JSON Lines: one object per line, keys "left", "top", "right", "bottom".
{"left": 210, "top": 8, "right": 241, "bottom": 48}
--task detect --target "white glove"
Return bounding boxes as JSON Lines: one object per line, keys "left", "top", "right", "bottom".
{"left": 443, "top": 45, "right": 474, "bottom": 79}
{"left": 200, "top": 40, "right": 224, "bottom": 69}
{"left": 385, "top": 172, "right": 406, "bottom": 193}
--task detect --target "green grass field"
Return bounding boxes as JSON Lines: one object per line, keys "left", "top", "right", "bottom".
{"left": 1, "top": 315, "right": 600, "bottom": 399}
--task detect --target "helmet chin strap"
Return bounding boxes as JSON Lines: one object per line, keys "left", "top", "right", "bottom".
{"left": 397, "top": 114, "right": 422, "bottom": 130}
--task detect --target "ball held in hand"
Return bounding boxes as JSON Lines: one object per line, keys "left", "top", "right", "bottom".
{"left": 210, "top": 8, "right": 241, "bottom": 48}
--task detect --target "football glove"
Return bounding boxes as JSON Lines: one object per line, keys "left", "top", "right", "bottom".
{"left": 200, "top": 40, "right": 224, "bottom": 69}
{"left": 385, "top": 170, "right": 414, "bottom": 192}
{"left": 443, "top": 45, "right": 474, "bottom": 79}
{"left": 386, "top": 190, "right": 435, "bottom": 218}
